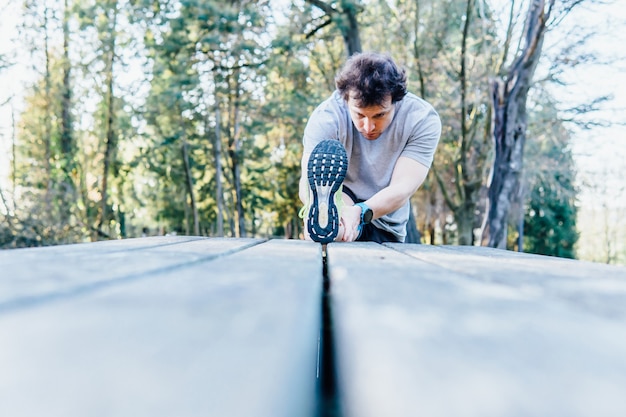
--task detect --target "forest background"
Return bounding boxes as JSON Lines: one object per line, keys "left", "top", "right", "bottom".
{"left": 0, "top": 0, "right": 624, "bottom": 264}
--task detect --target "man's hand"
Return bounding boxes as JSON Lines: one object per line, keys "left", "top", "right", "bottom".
{"left": 340, "top": 204, "right": 362, "bottom": 242}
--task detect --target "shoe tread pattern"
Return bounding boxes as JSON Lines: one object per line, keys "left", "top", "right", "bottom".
{"left": 307, "top": 140, "right": 348, "bottom": 243}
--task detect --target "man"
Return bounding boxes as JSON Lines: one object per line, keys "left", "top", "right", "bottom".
{"left": 299, "top": 52, "right": 441, "bottom": 243}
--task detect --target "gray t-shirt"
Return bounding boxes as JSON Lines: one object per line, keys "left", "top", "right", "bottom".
{"left": 303, "top": 90, "right": 441, "bottom": 241}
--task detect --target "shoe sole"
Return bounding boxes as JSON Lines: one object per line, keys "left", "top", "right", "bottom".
{"left": 307, "top": 140, "right": 348, "bottom": 243}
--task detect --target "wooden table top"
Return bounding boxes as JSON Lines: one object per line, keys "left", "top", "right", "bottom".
{"left": 1, "top": 237, "right": 625, "bottom": 417}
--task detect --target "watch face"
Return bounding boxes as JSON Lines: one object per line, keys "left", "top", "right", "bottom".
{"left": 363, "top": 208, "right": 373, "bottom": 224}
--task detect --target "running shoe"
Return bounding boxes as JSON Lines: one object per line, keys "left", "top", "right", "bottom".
{"left": 304, "top": 139, "right": 348, "bottom": 243}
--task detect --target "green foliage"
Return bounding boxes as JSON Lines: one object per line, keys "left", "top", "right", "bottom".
{"left": 0, "top": 0, "right": 589, "bottom": 257}
{"left": 12, "top": 51, "right": 83, "bottom": 245}
{"left": 524, "top": 177, "right": 578, "bottom": 258}
{"left": 357, "top": 0, "right": 499, "bottom": 245}
{"left": 517, "top": 90, "right": 579, "bottom": 258}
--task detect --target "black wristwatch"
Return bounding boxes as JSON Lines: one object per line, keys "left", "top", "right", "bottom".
{"left": 355, "top": 202, "right": 373, "bottom": 225}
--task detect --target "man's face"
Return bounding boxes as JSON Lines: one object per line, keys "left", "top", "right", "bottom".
{"left": 347, "top": 93, "right": 395, "bottom": 140}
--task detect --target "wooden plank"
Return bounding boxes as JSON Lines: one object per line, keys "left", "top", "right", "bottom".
{"left": 0, "top": 238, "right": 323, "bottom": 417}
{"left": 388, "top": 243, "right": 626, "bottom": 319}
{"left": 387, "top": 243, "right": 626, "bottom": 280}
{"left": 0, "top": 237, "right": 263, "bottom": 312}
{"left": 0, "top": 236, "right": 204, "bottom": 260}
{"left": 326, "top": 242, "right": 626, "bottom": 417}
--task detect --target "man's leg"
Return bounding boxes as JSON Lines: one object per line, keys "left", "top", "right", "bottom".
{"left": 357, "top": 224, "right": 400, "bottom": 243}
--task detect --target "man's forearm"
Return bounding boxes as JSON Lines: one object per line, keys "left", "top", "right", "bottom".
{"left": 363, "top": 185, "right": 415, "bottom": 220}
{"left": 362, "top": 156, "right": 429, "bottom": 220}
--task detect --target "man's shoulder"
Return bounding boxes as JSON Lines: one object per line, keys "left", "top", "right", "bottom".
{"left": 310, "top": 91, "right": 348, "bottom": 120}
{"left": 396, "top": 93, "right": 440, "bottom": 126}
{"left": 318, "top": 90, "right": 346, "bottom": 110}
{"left": 304, "top": 91, "right": 350, "bottom": 147}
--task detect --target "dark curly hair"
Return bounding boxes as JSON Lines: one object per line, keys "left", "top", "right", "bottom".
{"left": 335, "top": 52, "right": 407, "bottom": 107}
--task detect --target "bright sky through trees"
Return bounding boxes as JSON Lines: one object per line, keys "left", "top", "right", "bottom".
{"left": 0, "top": 0, "right": 624, "bottom": 260}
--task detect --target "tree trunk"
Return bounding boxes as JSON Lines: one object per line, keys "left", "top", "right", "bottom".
{"left": 59, "top": 0, "right": 74, "bottom": 224}
{"left": 412, "top": 0, "right": 426, "bottom": 98}
{"left": 305, "top": 0, "right": 362, "bottom": 56}
{"left": 340, "top": 0, "right": 362, "bottom": 55}
{"left": 99, "top": 71, "right": 114, "bottom": 233}
{"left": 456, "top": 0, "right": 475, "bottom": 246}
{"left": 485, "top": 0, "right": 552, "bottom": 249}
{"left": 11, "top": 106, "right": 16, "bottom": 201}
{"left": 183, "top": 189, "right": 189, "bottom": 235}
{"left": 43, "top": 4, "right": 52, "bottom": 215}
{"left": 486, "top": 78, "right": 527, "bottom": 248}
{"left": 229, "top": 74, "right": 246, "bottom": 238}
{"left": 181, "top": 136, "right": 200, "bottom": 235}
{"left": 61, "top": 0, "right": 73, "bottom": 173}
{"left": 417, "top": 0, "right": 488, "bottom": 246}
{"left": 213, "top": 103, "right": 224, "bottom": 237}
{"left": 0, "top": 187, "right": 12, "bottom": 230}
{"left": 99, "top": 3, "right": 118, "bottom": 235}
{"left": 232, "top": 152, "right": 245, "bottom": 237}
{"left": 456, "top": 198, "right": 476, "bottom": 246}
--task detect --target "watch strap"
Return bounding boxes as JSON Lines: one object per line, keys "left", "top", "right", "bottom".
{"left": 355, "top": 202, "right": 372, "bottom": 225}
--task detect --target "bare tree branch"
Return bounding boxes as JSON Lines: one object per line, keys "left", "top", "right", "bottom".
{"left": 305, "top": 0, "right": 336, "bottom": 15}
{"left": 305, "top": 17, "right": 333, "bottom": 39}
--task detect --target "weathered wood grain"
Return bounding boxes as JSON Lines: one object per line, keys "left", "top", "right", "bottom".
{"left": 326, "top": 242, "right": 626, "bottom": 417}
{"left": 5, "top": 238, "right": 625, "bottom": 417}
{"left": 0, "top": 237, "right": 262, "bottom": 312}
{"left": 388, "top": 243, "right": 626, "bottom": 320}
{"left": 0, "top": 236, "right": 205, "bottom": 260}
{"left": 0, "top": 238, "right": 322, "bottom": 417}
